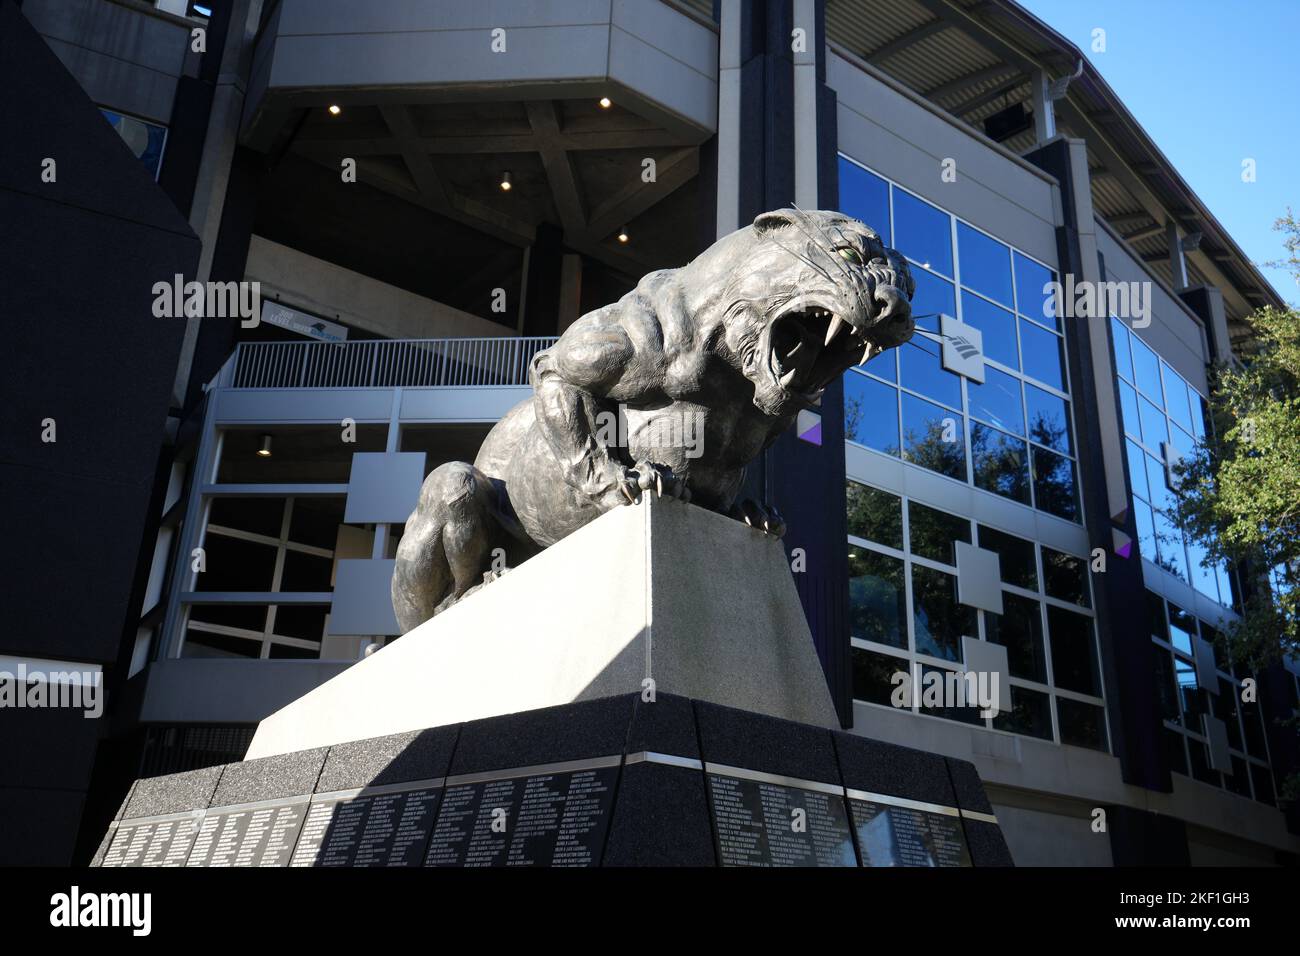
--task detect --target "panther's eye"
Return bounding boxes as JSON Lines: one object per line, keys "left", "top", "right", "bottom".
{"left": 837, "top": 247, "right": 863, "bottom": 265}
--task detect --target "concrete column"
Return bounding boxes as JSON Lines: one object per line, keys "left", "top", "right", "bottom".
{"left": 1166, "top": 219, "right": 1189, "bottom": 290}
{"left": 792, "top": 0, "right": 819, "bottom": 208}
{"left": 715, "top": 0, "right": 744, "bottom": 238}
{"left": 557, "top": 253, "right": 583, "bottom": 333}
{"left": 171, "top": 0, "right": 263, "bottom": 406}
{"left": 1031, "top": 68, "right": 1056, "bottom": 143}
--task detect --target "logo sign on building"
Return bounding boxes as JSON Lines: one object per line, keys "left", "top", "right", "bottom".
{"left": 939, "top": 313, "right": 985, "bottom": 383}
{"left": 796, "top": 409, "right": 822, "bottom": 446}
{"left": 261, "top": 301, "right": 349, "bottom": 343}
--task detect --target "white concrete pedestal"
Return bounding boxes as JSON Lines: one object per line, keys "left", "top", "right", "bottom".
{"left": 246, "top": 496, "right": 837, "bottom": 758}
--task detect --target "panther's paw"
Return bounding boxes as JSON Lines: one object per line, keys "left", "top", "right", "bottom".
{"left": 731, "top": 498, "right": 785, "bottom": 537}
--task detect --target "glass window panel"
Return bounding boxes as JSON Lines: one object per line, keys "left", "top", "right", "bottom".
{"left": 1019, "top": 317, "right": 1065, "bottom": 391}
{"left": 1215, "top": 562, "right": 1235, "bottom": 609}
{"left": 1224, "top": 757, "right": 1251, "bottom": 797}
{"left": 844, "top": 372, "right": 899, "bottom": 456}
{"left": 1163, "top": 365, "right": 1194, "bottom": 432}
{"left": 846, "top": 481, "right": 903, "bottom": 549}
{"left": 101, "top": 108, "right": 167, "bottom": 179}
{"left": 1056, "top": 697, "right": 1108, "bottom": 751}
{"left": 208, "top": 497, "right": 286, "bottom": 538}
{"left": 1154, "top": 651, "right": 1181, "bottom": 724}
{"left": 899, "top": 335, "right": 962, "bottom": 409}
{"left": 1146, "top": 590, "right": 1169, "bottom": 642}
{"left": 1174, "top": 657, "right": 1205, "bottom": 721}
{"left": 892, "top": 188, "right": 952, "bottom": 276}
{"left": 1127, "top": 439, "right": 1150, "bottom": 501}
{"left": 848, "top": 546, "right": 907, "bottom": 649}
{"left": 907, "top": 500, "right": 970, "bottom": 565}
{"left": 1130, "top": 334, "right": 1162, "bottom": 402}
{"left": 1144, "top": 453, "right": 1172, "bottom": 511}
{"left": 961, "top": 291, "right": 1018, "bottom": 368}
{"left": 968, "top": 366, "right": 1024, "bottom": 434}
{"left": 1015, "top": 252, "right": 1056, "bottom": 329}
{"left": 279, "top": 551, "right": 332, "bottom": 592}
{"left": 273, "top": 604, "right": 328, "bottom": 642}
{"left": 1138, "top": 398, "right": 1170, "bottom": 450}
{"left": 1133, "top": 499, "right": 1158, "bottom": 563}
{"left": 193, "top": 535, "right": 277, "bottom": 592}
{"left": 1031, "top": 446, "right": 1079, "bottom": 521}
{"left": 911, "top": 566, "right": 974, "bottom": 663}
{"left": 977, "top": 525, "right": 1037, "bottom": 590}
{"left": 1154, "top": 509, "right": 1188, "bottom": 582}
{"left": 1250, "top": 764, "right": 1276, "bottom": 806}
{"left": 1047, "top": 606, "right": 1101, "bottom": 695}
{"left": 908, "top": 267, "right": 955, "bottom": 334}
{"left": 1042, "top": 547, "right": 1089, "bottom": 607}
{"left": 189, "top": 604, "right": 267, "bottom": 634}
{"left": 1213, "top": 678, "right": 1244, "bottom": 752}
{"left": 971, "top": 423, "right": 1030, "bottom": 505}
{"left": 1169, "top": 423, "right": 1194, "bottom": 460}
{"left": 1111, "top": 317, "right": 1133, "bottom": 381}
{"left": 985, "top": 593, "right": 1046, "bottom": 682}
{"left": 1166, "top": 604, "right": 1196, "bottom": 655}
{"left": 1186, "top": 538, "right": 1220, "bottom": 603}
{"left": 1189, "top": 394, "right": 1207, "bottom": 440}
{"left": 1164, "top": 728, "right": 1188, "bottom": 775}
{"left": 860, "top": 345, "right": 897, "bottom": 382}
{"left": 1241, "top": 699, "right": 1268, "bottom": 759}
{"left": 917, "top": 664, "right": 985, "bottom": 725}
{"left": 1187, "top": 738, "right": 1220, "bottom": 786}
{"left": 957, "top": 222, "right": 1013, "bottom": 306}
{"left": 901, "top": 393, "right": 967, "bottom": 480}
{"left": 183, "top": 628, "right": 261, "bottom": 659}
{"left": 1118, "top": 379, "right": 1141, "bottom": 439}
{"left": 287, "top": 497, "right": 345, "bottom": 549}
{"left": 839, "top": 158, "right": 890, "bottom": 241}
{"left": 1025, "top": 384, "right": 1072, "bottom": 455}
{"left": 992, "top": 685, "right": 1053, "bottom": 739}
{"left": 851, "top": 647, "right": 907, "bottom": 707}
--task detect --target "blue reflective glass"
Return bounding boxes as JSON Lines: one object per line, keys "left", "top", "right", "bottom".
{"left": 1126, "top": 438, "right": 1150, "bottom": 501}
{"left": 860, "top": 344, "right": 897, "bottom": 382}
{"left": 1118, "top": 379, "right": 1140, "bottom": 439}
{"left": 1169, "top": 423, "right": 1194, "bottom": 459}
{"left": 1186, "top": 538, "right": 1221, "bottom": 603}
{"left": 1015, "top": 252, "right": 1057, "bottom": 328}
{"left": 1145, "top": 453, "right": 1172, "bottom": 511}
{"left": 102, "top": 109, "right": 167, "bottom": 179}
{"left": 1154, "top": 509, "right": 1188, "bottom": 582}
{"left": 844, "top": 371, "right": 899, "bottom": 455}
{"left": 899, "top": 335, "right": 961, "bottom": 409}
{"left": 908, "top": 267, "right": 955, "bottom": 334}
{"left": 971, "top": 423, "right": 1030, "bottom": 504}
{"left": 957, "top": 222, "right": 1012, "bottom": 307}
{"left": 1139, "top": 396, "right": 1168, "bottom": 448}
{"left": 1111, "top": 317, "right": 1133, "bottom": 381}
{"left": 892, "top": 188, "right": 952, "bottom": 276}
{"left": 901, "top": 393, "right": 966, "bottom": 480}
{"left": 1163, "top": 365, "right": 1194, "bottom": 433}
{"left": 1020, "top": 318, "right": 1064, "bottom": 390}
{"left": 1215, "top": 563, "right": 1234, "bottom": 608}
{"left": 968, "top": 366, "right": 1023, "bottom": 434}
{"left": 1130, "top": 333, "right": 1161, "bottom": 403}
{"left": 961, "top": 291, "right": 1018, "bottom": 368}
{"left": 838, "top": 157, "right": 890, "bottom": 242}
{"left": 1025, "top": 383, "right": 1072, "bottom": 454}
{"left": 1031, "top": 445, "right": 1078, "bottom": 521}
{"left": 1189, "top": 394, "right": 1207, "bottom": 440}
{"left": 1133, "top": 498, "right": 1158, "bottom": 562}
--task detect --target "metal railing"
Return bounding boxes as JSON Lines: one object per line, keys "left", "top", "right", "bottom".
{"left": 225, "top": 336, "right": 557, "bottom": 389}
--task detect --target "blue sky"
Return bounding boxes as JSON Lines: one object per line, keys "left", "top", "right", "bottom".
{"left": 1017, "top": 0, "right": 1298, "bottom": 304}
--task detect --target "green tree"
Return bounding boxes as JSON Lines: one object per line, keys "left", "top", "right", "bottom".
{"left": 1172, "top": 211, "right": 1299, "bottom": 674}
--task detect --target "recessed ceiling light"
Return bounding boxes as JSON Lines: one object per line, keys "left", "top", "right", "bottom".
{"left": 617, "top": 227, "right": 629, "bottom": 243}
{"left": 257, "top": 434, "right": 273, "bottom": 457}
{"left": 598, "top": 96, "right": 612, "bottom": 109}
{"left": 328, "top": 104, "right": 341, "bottom": 116}
{"left": 500, "top": 170, "right": 512, "bottom": 191}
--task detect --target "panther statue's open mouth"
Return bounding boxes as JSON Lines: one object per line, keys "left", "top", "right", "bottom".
{"left": 767, "top": 306, "right": 873, "bottom": 403}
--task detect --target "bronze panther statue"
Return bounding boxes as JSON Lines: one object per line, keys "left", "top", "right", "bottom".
{"left": 392, "top": 208, "right": 915, "bottom": 632}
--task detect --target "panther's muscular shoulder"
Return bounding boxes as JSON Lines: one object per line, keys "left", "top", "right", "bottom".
{"left": 537, "top": 269, "right": 692, "bottom": 403}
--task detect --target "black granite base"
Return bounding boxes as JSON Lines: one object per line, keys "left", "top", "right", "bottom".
{"left": 94, "top": 694, "right": 1013, "bottom": 867}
